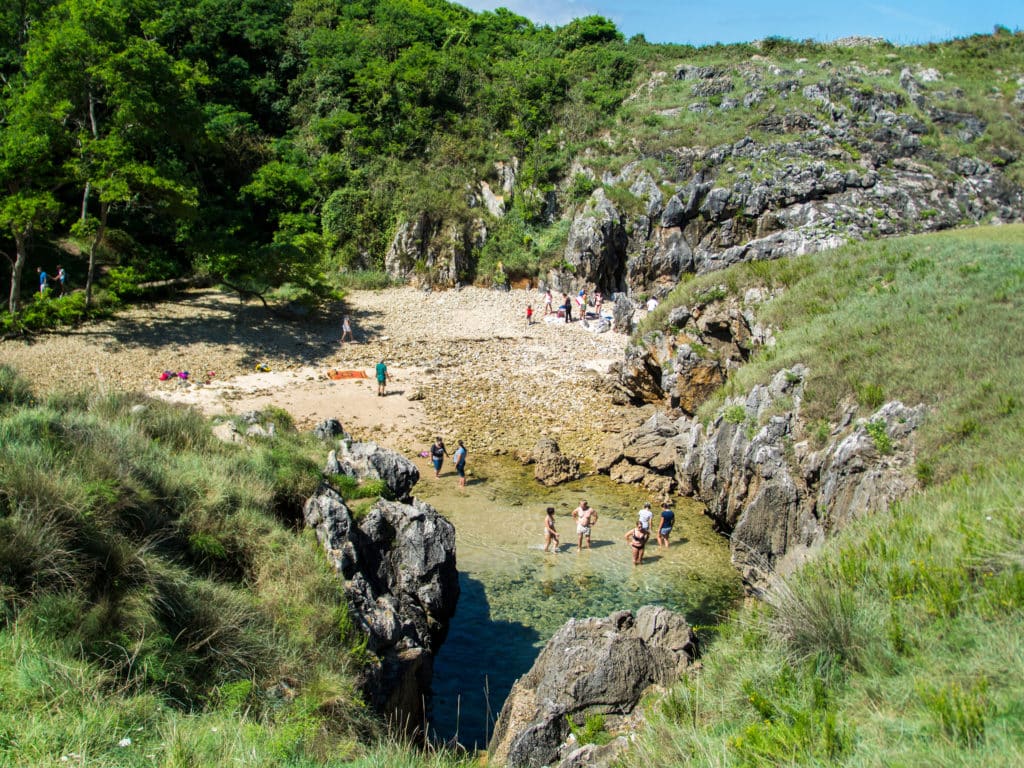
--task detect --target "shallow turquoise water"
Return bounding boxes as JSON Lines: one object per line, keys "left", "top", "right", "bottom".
{"left": 410, "top": 454, "right": 742, "bottom": 749}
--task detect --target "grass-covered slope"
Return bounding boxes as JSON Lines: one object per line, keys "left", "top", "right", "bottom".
{"left": 0, "top": 379, "right": 445, "bottom": 766}
{"left": 623, "top": 225, "right": 1024, "bottom": 765}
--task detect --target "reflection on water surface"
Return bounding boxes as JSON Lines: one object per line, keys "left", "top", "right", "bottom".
{"left": 410, "top": 454, "right": 742, "bottom": 749}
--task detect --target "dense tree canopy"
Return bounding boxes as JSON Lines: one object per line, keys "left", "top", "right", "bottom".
{"left": 0, "top": 0, "right": 640, "bottom": 315}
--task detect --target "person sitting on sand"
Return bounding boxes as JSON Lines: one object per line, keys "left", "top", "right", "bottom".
{"left": 543, "top": 507, "right": 560, "bottom": 552}
{"left": 625, "top": 521, "right": 649, "bottom": 566}
{"left": 572, "top": 499, "right": 596, "bottom": 551}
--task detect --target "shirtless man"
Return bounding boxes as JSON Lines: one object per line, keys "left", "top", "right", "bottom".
{"left": 572, "top": 499, "right": 597, "bottom": 551}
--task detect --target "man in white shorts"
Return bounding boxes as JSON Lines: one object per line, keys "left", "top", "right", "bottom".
{"left": 573, "top": 499, "right": 597, "bottom": 551}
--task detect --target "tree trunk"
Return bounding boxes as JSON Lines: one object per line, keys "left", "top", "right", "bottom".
{"left": 6, "top": 230, "right": 28, "bottom": 315}
{"left": 84, "top": 200, "right": 108, "bottom": 310}
{"left": 81, "top": 181, "right": 91, "bottom": 222}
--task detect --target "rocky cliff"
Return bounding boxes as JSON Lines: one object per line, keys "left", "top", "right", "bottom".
{"left": 304, "top": 439, "right": 459, "bottom": 734}
{"left": 488, "top": 606, "right": 697, "bottom": 768}
{"left": 598, "top": 363, "right": 926, "bottom": 591}
{"left": 386, "top": 55, "right": 1023, "bottom": 294}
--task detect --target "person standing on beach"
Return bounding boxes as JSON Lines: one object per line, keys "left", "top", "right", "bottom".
{"left": 430, "top": 436, "right": 449, "bottom": 478}
{"left": 562, "top": 293, "right": 572, "bottom": 323}
{"left": 526, "top": 304, "right": 533, "bottom": 327}
{"left": 543, "top": 289, "right": 553, "bottom": 317}
{"left": 55, "top": 265, "right": 66, "bottom": 296}
{"left": 375, "top": 360, "right": 388, "bottom": 396}
{"left": 37, "top": 267, "right": 48, "bottom": 295}
{"left": 543, "top": 507, "right": 560, "bottom": 552}
{"left": 340, "top": 315, "right": 354, "bottom": 343}
{"left": 657, "top": 500, "right": 676, "bottom": 548}
{"left": 453, "top": 440, "right": 467, "bottom": 488}
{"left": 572, "top": 499, "right": 596, "bottom": 551}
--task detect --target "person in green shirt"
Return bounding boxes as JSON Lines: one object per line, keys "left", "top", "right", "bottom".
{"left": 375, "top": 360, "right": 388, "bottom": 396}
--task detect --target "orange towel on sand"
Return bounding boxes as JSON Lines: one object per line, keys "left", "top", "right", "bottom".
{"left": 327, "top": 369, "right": 368, "bottom": 380}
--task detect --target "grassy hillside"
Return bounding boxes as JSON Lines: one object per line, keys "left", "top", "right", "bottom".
{"left": 604, "top": 33, "right": 1024, "bottom": 184}
{"left": 623, "top": 225, "right": 1024, "bottom": 765}
{"left": 3, "top": 228, "right": 1023, "bottom": 765}
{"left": 0, "top": 379, "right": 467, "bottom": 766}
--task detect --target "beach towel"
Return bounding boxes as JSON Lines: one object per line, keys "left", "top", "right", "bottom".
{"left": 327, "top": 369, "right": 368, "bottom": 380}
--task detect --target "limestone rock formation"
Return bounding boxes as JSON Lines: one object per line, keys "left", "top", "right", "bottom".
{"left": 312, "top": 418, "right": 345, "bottom": 440}
{"left": 385, "top": 214, "right": 486, "bottom": 287}
{"left": 525, "top": 437, "right": 581, "bottom": 486}
{"left": 599, "top": 363, "right": 927, "bottom": 591}
{"left": 617, "top": 289, "right": 776, "bottom": 409}
{"left": 488, "top": 606, "right": 697, "bottom": 768}
{"left": 328, "top": 439, "right": 419, "bottom": 502}
{"left": 303, "top": 484, "right": 458, "bottom": 733}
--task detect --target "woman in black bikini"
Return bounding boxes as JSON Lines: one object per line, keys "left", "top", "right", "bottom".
{"left": 625, "top": 521, "right": 648, "bottom": 566}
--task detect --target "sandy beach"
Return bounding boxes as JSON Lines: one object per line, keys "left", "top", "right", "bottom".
{"left": 1, "top": 287, "right": 635, "bottom": 460}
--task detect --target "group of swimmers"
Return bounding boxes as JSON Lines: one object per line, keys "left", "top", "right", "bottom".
{"left": 543, "top": 499, "right": 675, "bottom": 566}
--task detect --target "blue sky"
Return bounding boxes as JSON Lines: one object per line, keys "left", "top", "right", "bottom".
{"left": 455, "top": 1, "right": 1021, "bottom": 46}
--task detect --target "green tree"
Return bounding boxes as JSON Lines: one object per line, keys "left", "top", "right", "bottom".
{"left": 0, "top": 74, "right": 61, "bottom": 315}
{"left": 22, "top": 0, "right": 203, "bottom": 307}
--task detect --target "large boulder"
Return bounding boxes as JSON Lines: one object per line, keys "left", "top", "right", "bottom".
{"left": 303, "top": 485, "right": 459, "bottom": 732}
{"left": 489, "top": 606, "right": 697, "bottom": 768}
{"left": 527, "top": 438, "right": 581, "bottom": 486}
{"left": 331, "top": 440, "right": 419, "bottom": 502}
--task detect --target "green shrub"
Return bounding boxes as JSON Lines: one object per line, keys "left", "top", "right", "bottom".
{"left": 566, "top": 712, "right": 614, "bottom": 746}
{"left": 865, "top": 419, "right": 893, "bottom": 454}
{"left": 724, "top": 404, "right": 747, "bottom": 424}
{"left": 568, "top": 173, "right": 598, "bottom": 202}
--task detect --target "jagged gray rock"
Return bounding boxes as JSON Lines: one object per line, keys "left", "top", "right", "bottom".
{"left": 312, "top": 418, "right": 345, "bottom": 440}
{"left": 333, "top": 439, "right": 419, "bottom": 502}
{"left": 385, "top": 214, "right": 486, "bottom": 288}
{"left": 488, "top": 606, "right": 697, "bottom": 768}
{"left": 303, "top": 485, "right": 458, "bottom": 733}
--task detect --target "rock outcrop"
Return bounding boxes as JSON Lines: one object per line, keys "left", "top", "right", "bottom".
{"left": 327, "top": 439, "right": 420, "bottom": 502}
{"left": 489, "top": 606, "right": 697, "bottom": 768}
{"left": 598, "top": 365, "right": 927, "bottom": 591}
{"left": 306, "top": 440, "right": 457, "bottom": 733}
{"left": 304, "top": 484, "right": 458, "bottom": 734}
{"left": 385, "top": 213, "right": 486, "bottom": 287}
{"left": 523, "top": 437, "right": 581, "bottom": 486}
{"left": 547, "top": 61, "right": 1023, "bottom": 299}
{"left": 614, "top": 287, "right": 777, "bottom": 396}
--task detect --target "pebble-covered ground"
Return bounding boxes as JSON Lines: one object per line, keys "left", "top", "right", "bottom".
{"left": 2, "top": 287, "right": 637, "bottom": 464}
